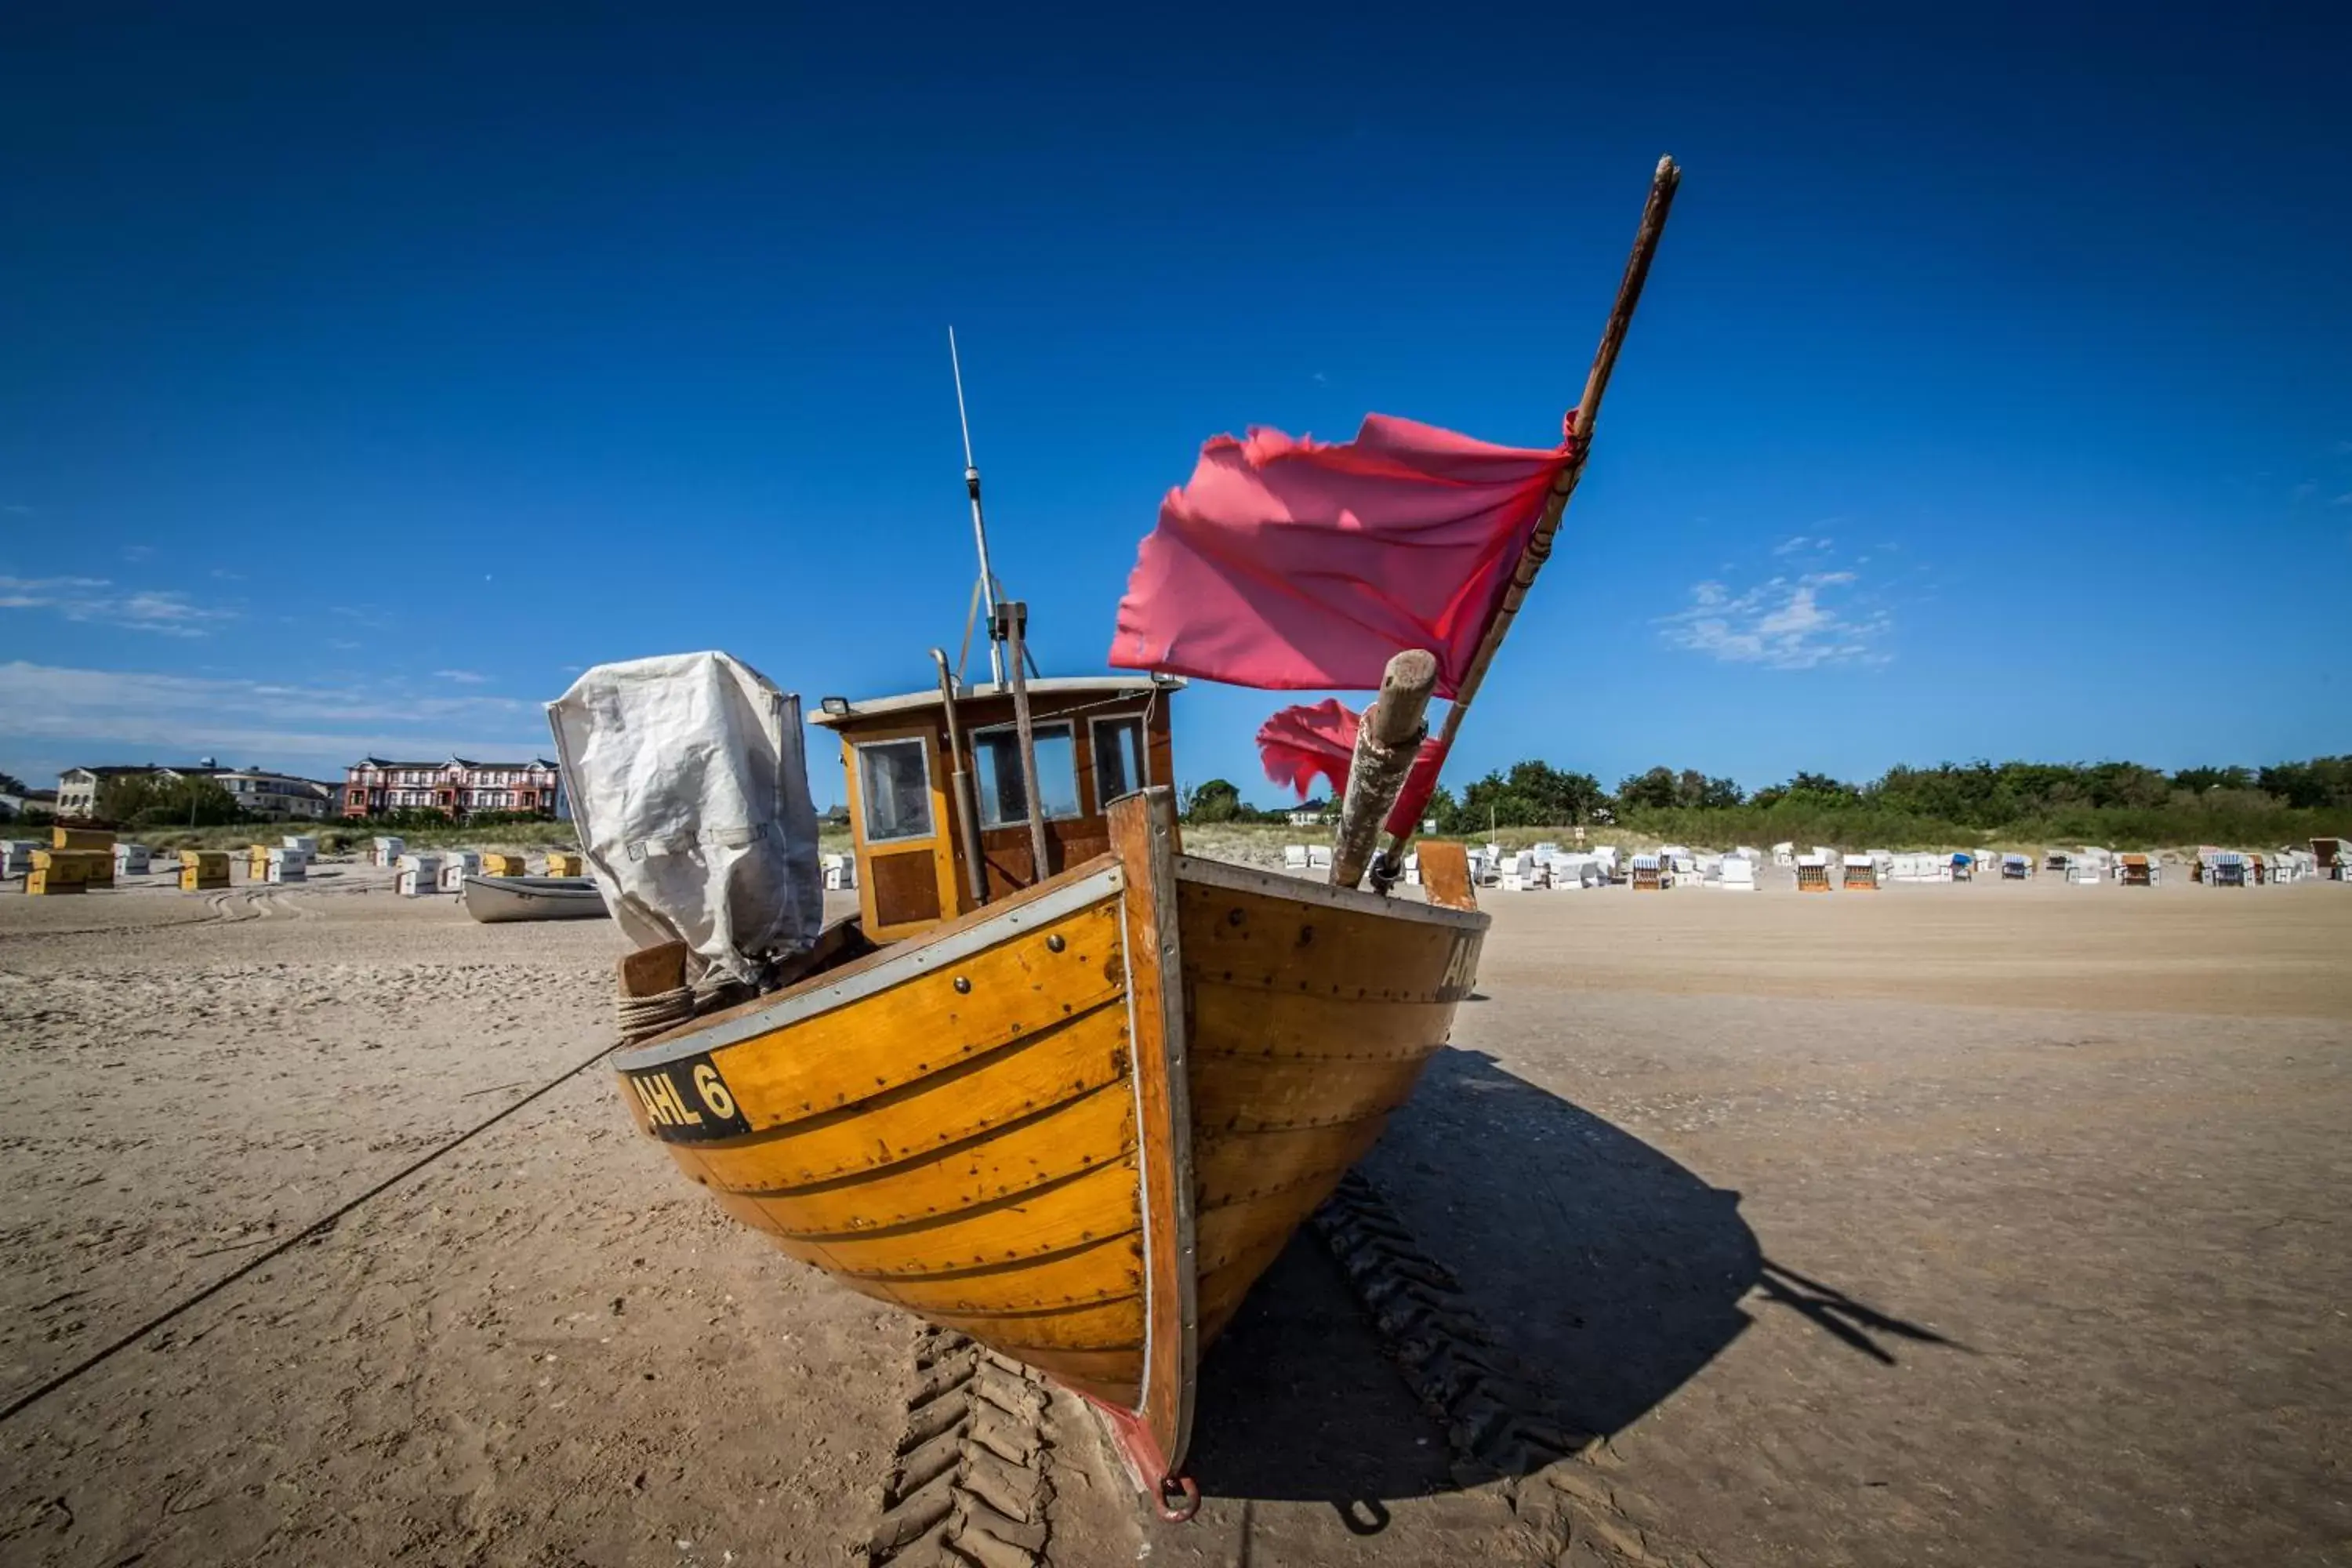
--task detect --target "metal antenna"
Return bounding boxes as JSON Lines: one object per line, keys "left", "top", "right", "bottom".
{"left": 949, "top": 327, "right": 1007, "bottom": 688}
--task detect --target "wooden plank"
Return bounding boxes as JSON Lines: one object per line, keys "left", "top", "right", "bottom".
{"left": 1109, "top": 786, "right": 1198, "bottom": 1478}
{"left": 1189, "top": 982, "right": 1457, "bottom": 1063}
{"left": 761, "top": 1156, "right": 1144, "bottom": 1276}
{"left": 1196, "top": 1174, "right": 1357, "bottom": 1277}
{"left": 922, "top": 1297, "right": 1145, "bottom": 1356}
{"left": 659, "top": 851, "right": 1116, "bottom": 1044}
{"left": 741, "top": 1079, "right": 1135, "bottom": 1235}
{"left": 696, "top": 898, "right": 1125, "bottom": 1134}
{"left": 869, "top": 846, "right": 943, "bottom": 929}
{"left": 681, "top": 1003, "right": 1132, "bottom": 1188}
{"left": 1416, "top": 841, "right": 1478, "bottom": 911}
{"left": 1178, "top": 880, "right": 1482, "bottom": 1002}
{"left": 1189, "top": 1050, "right": 1434, "bottom": 1134}
{"left": 858, "top": 1229, "right": 1144, "bottom": 1317}
{"left": 618, "top": 940, "right": 688, "bottom": 1000}
{"left": 1192, "top": 1115, "right": 1390, "bottom": 1210}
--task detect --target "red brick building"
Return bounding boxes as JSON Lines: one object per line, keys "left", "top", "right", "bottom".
{"left": 342, "top": 757, "right": 564, "bottom": 820}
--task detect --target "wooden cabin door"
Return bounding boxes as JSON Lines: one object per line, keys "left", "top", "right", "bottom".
{"left": 845, "top": 725, "right": 961, "bottom": 941}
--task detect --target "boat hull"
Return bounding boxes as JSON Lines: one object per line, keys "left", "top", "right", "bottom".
{"left": 462, "top": 874, "right": 609, "bottom": 923}
{"left": 608, "top": 791, "right": 1485, "bottom": 1486}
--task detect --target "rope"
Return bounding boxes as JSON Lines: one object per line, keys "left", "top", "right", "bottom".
{"left": 615, "top": 984, "right": 694, "bottom": 1047}
{"left": 0, "top": 1033, "right": 624, "bottom": 1427}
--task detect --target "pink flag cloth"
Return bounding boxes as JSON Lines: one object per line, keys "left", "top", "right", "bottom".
{"left": 1109, "top": 413, "right": 1574, "bottom": 697}
{"left": 1255, "top": 698, "right": 1452, "bottom": 840}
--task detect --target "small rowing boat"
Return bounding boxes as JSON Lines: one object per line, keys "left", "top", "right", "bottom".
{"left": 461, "top": 874, "right": 608, "bottom": 924}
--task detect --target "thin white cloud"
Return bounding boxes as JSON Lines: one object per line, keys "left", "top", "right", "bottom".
{"left": 1657, "top": 571, "right": 1890, "bottom": 670}
{"left": 0, "top": 662, "right": 552, "bottom": 776}
{"left": 1771, "top": 534, "right": 1834, "bottom": 556}
{"left": 2332, "top": 492, "right": 2352, "bottom": 507}
{"left": 122, "top": 544, "right": 156, "bottom": 563}
{"left": 0, "top": 576, "right": 236, "bottom": 637}
{"left": 0, "top": 503, "right": 31, "bottom": 517}
{"left": 434, "top": 669, "right": 488, "bottom": 684}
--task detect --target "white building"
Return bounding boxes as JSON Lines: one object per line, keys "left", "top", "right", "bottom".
{"left": 214, "top": 770, "right": 337, "bottom": 820}
{"left": 55, "top": 764, "right": 201, "bottom": 818}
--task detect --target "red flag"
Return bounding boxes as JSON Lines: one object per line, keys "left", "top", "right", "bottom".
{"left": 1255, "top": 698, "right": 1452, "bottom": 840}
{"left": 1109, "top": 413, "right": 1573, "bottom": 697}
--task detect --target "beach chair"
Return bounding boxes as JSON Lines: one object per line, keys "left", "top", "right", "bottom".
{"left": 439, "top": 850, "right": 482, "bottom": 892}
{"left": 267, "top": 848, "right": 309, "bottom": 884}
{"left": 1719, "top": 855, "right": 1758, "bottom": 891}
{"left": 1630, "top": 853, "right": 1664, "bottom": 892}
{"left": 1842, "top": 854, "right": 1878, "bottom": 891}
{"left": 1306, "top": 844, "right": 1333, "bottom": 873}
{"left": 1282, "top": 844, "right": 1310, "bottom": 873}
{"left": 1795, "top": 854, "right": 1833, "bottom": 892}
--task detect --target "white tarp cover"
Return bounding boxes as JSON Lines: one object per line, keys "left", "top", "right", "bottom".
{"left": 547, "top": 651, "right": 822, "bottom": 985}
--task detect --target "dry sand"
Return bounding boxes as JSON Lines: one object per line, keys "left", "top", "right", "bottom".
{"left": 1, "top": 863, "right": 2345, "bottom": 1566}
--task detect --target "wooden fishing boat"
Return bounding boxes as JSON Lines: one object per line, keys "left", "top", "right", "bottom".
{"left": 461, "top": 873, "right": 609, "bottom": 923}
{"left": 580, "top": 157, "right": 1680, "bottom": 1511}
{"left": 612, "top": 788, "right": 1483, "bottom": 1507}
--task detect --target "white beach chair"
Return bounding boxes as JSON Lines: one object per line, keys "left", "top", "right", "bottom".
{"left": 1283, "top": 844, "right": 1311, "bottom": 873}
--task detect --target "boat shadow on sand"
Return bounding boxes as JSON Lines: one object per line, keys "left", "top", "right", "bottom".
{"left": 1183, "top": 1046, "right": 1953, "bottom": 1518}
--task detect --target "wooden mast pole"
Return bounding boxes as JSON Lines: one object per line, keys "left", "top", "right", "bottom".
{"left": 1329, "top": 650, "right": 1437, "bottom": 890}
{"left": 1375, "top": 154, "right": 1682, "bottom": 882}
{"left": 996, "top": 601, "right": 1054, "bottom": 884}
{"left": 931, "top": 647, "right": 989, "bottom": 909}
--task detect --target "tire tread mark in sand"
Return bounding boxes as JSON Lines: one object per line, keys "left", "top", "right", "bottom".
{"left": 866, "top": 1325, "right": 1057, "bottom": 1568}
{"left": 1315, "top": 1171, "right": 1704, "bottom": 1568}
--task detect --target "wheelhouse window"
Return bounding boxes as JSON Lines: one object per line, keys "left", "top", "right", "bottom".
{"left": 857, "top": 739, "right": 935, "bottom": 843}
{"left": 1091, "top": 716, "right": 1148, "bottom": 808}
{"left": 974, "top": 723, "right": 1080, "bottom": 829}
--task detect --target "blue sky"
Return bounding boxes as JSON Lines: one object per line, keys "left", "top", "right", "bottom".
{"left": 4, "top": 6, "right": 2347, "bottom": 806}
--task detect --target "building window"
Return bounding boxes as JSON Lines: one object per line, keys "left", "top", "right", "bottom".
{"left": 973, "top": 723, "right": 1080, "bottom": 830}
{"left": 858, "top": 739, "right": 933, "bottom": 843}
{"left": 1091, "top": 717, "right": 1148, "bottom": 808}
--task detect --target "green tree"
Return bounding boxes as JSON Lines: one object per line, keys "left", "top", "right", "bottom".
{"left": 2258, "top": 757, "right": 2352, "bottom": 810}
{"left": 1616, "top": 767, "right": 1679, "bottom": 811}
{"left": 0, "top": 771, "right": 27, "bottom": 796}
{"left": 98, "top": 771, "right": 242, "bottom": 827}
{"left": 1182, "top": 779, "right": 1245, "bottom": 824}
{"left": 2172, "top": 764, "right": 2254, "bottom": 793}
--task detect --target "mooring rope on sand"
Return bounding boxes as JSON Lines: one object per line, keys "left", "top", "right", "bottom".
{"left": 0, "top": 1034, "right": 626, "bottom": 1427}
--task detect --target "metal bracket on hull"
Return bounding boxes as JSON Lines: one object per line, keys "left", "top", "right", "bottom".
{"left": 1082, "top": 1394, "right": 1201, "bottom": 1523}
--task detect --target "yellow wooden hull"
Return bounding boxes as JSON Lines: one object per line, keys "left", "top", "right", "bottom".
{"left": 610, "top": 793, "right": 1486, "bottom": 1483}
